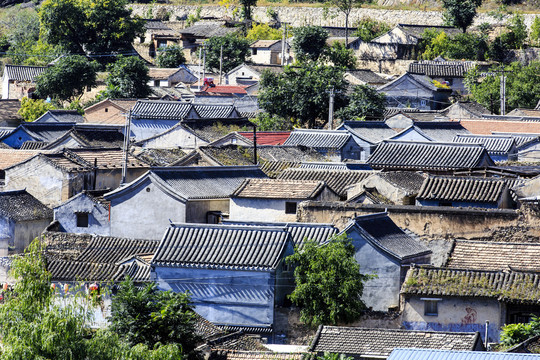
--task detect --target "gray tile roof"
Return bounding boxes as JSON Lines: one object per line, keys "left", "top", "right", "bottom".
{"left": 345, "top": 69, "right": 387, "bottom": 85}
{"left": 283, "top": 129, "right": 351, "bottom": 149}
{"left": 417, "top": 175, "right": 508, "bottom": 204}
{"left": 5, "top": 123, "right": 75, "bottom": 143}
{"left": 151, "top": 166, "right": 267, "bottom": 200}
{"left": 132, "top": 148, "right": 187, "bottom": 166}
{"left": 492, "top": 133, "right": 540, "bottom": 148}
{"left": 368, "top": 140, "right": 494, "bottom": 171}
{"left": 48, "top": 257, "right": 151, "bottom": 283}
{"left": 76, "top": 236, "right": 159, "bottom": 264}
{"left": 36, "top": 110, "right": 84, "bottom": 123}
{"left": 398, "top": 24, "right": 462, "bottom": 39}
{"left": 340, "top": 121, "right": 397, "bottom": 144}
{"left": 388, "top": 348, "right": 537, "bottom": 360}
{"left": 310, "top": 326, "right": 481, "bottom": 356}
{"left": 447, "top": 240, "right": 540, "bottom": 272}
{"left": 0, "top": 127, "right": 14, "bottom": 139}
{"left": 378, "top": 171, "right": 427, "bottom": 194}
{"left": 408, "top": 60, "right": 476, "bottom": 78}
{"left": 0, "top": 190, "right": 52, "bottom": 222}
{"left": 152, "top": 224, "right": 291, "bottom": 270}
{"left": 232, "top": 178, "right": 327, "bottom": 199}
{"left": 453, "top": 134, "right": 516, "bottom": 155}
{"left": 277, "top": 168, "right": 375, "bottom": 197}
{"left": 413, "top": 121, "right": 470, "bottom": 142}
{"left": 178, "top": 24, "right": 238, "bottom": 38}
{"left": 193, "top": 104, "right": 236, "bottom": 118}
{"left": 221, "top": 220, "right": 338, "bottom": 250}
{"left": 298, "top": 162, "right": 348, "bottom": 170}
{"left": 131, "top": 100, "right": 192, "bottom": 120}
{"left": 45, "top": 126, "right": 125, "bottom": 149}
{"left": 345, "top": 212, "right": 431, "bottom": 260}
{"left": 4, "top": 64, "right": 47, "bottom": 81}
{"left": 402, "top": 266, "right": 540, "bottom": 304}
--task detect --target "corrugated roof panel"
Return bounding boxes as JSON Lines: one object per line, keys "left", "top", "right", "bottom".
{"left": 388, "top": 348, "right": 540, "bottom": 360}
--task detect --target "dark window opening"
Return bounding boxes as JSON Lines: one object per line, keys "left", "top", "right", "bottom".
{"left": 76, "top": 213, "right": 89, "bottom": 228}
{"left": 252, "top": 48, "right": 257, "bottom": 55}
{"left": 104, "top": 108, "right": 108, "bottom": 113}
{"left": 424, "top": 300, "right": 438, "bottom": 316}
{"left": 439, "top": 201, "right": 452, "bottom": 207}
{"left": 285, "top": 202, "right": 297, "bottom": 214}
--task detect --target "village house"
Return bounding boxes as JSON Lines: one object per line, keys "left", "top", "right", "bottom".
{"left": 104, "top": 166, "right": 266, "bottom": 239}
{"left": 53, "top": 190, "right": 110, "bottom": 235}
{"left": 378, "top": 72, "right": 452, "bottom": 111}
{"left": 34, "top": 109, "right": 84, "bottom": 123}
{"left": 0, "top": 122, "right": 75, "bottom": 149}
{"left": 84, "top": 98, "right": 138, "bottom": 125}
{"left": 389, "top": 122, "right": 471, "bottom": 143}
{"left": 368, "top": 140, "right": 495, "bottom": 173}
{"left": 0, "top": 190, "right": 52, "bottom": 255}
{"left": 42, "top": 125, "right": 125, "bottom": 151}
{"left": 230, "top": 178, "right": 340, "bottom": 222}
{"left": 284, "top": 129, "right": 365, "bottom": 161}
{"left": 1, "top": 64, "right": 47, "bottom": 100}
{"left": 344, "top": 69, "right": 388, "bottom": 87}
{"left": 249, "top": 40, "right": 288, "bottom": 65}
{"left": 341, "top": 213, "right": 431, "bottom": 311}
{"left": 452, "top": 134, "right": 519, "bottom": 162}
{"left": 337, "top": 121, "right": 398, "bottom": 155}
{"left": 4, "top": 148, "right": 149, "bottom": 207}
{"left": 178, "top": 22, "right": 239, "bottom": 62}
{"left": 309, "top": 326, "right": 484, "bottom": 360}
{"left": 151, "top": 223, "right": 294, "bottom": 334}
{"left": 225, "top": 63, "right": 284, "bottom": 86}
{"left": 147, "top": 67, "right": 198, "bottom": 88}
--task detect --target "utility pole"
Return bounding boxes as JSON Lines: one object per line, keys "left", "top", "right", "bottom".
{"left": 121, "top": 110, "right": 131, "bottom": 185}
{"left": 500, "top": 72, "right": 506, "bottom": 116}
{"left": 219, "top": 45, "right": 223, "bottom": 85}
{"left": 326, "top": 86, "right": 337, "bottom": 130}
{"left": 281, "top": 23, "right": 288, "bottom": 66}
{"left": 202, "top": 43, "right": 207, "bottom": 86}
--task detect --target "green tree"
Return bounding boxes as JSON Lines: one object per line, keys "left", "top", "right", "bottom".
{"left": 246, "top": 23, "right": 282, "bottom": 41}
{"left": 156, "top": 45, "right": 186, "bottom": 68}
{"left": 239, "top": 0, "right": 257, "bottom": 22}
{"left": 352, "top": 17, "right": 391, "bottom": 42}
{"left": 422, "top": 31, "right": 451, "bottom": 60}
{"left": 109, "top": 277, "right": 201, "bottom": 359}
{"left": 18, "top": 97, "right": 55, "bottom": 122}
{"left": 39, "top": 0, "right": 144, "bottom": 61}
{"left": 325, "top": 41, "right": 357, "bottom": 68}
{"left": 7, "top": 39, "right": 64, "bottom": 66}
{"left": 446, "top": 33, "right": 487, "bottom": 60}
{"left": 336, "top": 84, "right": 386, "bottom": 121}
{"left": 318, "top": 353, "right": 354, "bottom": 360}
{"left": 500, "top": 13, "right": 528, "bottom": 50}
{"left": 35, "top": 55, "right": 98, "bottom": 102}
{"left": 500, "top": 316, "right": 540, "bottom": 346}
{"left": 286, "top": 233, "right": 373, "bottom": 327}
{"left": 291, "top": 26, "right": 329, "bottom": 62}
{"left": 252, "top": 112, "right": 296, "bottom": 131}
{"left": 205, "top": 34, "right": 250, "bottom": 73}
{"left": 531, "top": 16, "right": 540, "bottom": 47}
{"left": 327, "top": 0, "right": 365, "bottom": 45}
{"left": 441, "top": 0, "right": 482, "bottom": 33}
{"left": 258, "top": 62, "right": 348, "bottom": 128}
{"left": 106, "top": 56, "right": 151, "bottom": 98}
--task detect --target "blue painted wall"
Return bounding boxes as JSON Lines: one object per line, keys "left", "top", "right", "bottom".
{"left": 2, "top": 128, "right": 36, "bottom": 148}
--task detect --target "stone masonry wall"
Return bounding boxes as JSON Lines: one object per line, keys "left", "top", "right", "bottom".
{"left": 130, "top": 4, "right": 540, "bottom": 29}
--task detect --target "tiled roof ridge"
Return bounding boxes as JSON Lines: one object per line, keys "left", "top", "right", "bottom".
{"left": 424, "top": 174, "right": 507, "bottom": 182}
{"left": 61, "top": 148, "right": 94, "bottom": 168}
{"left": 168, "top": 222, "right": 288, "bottom": 232}
{"left": 453, "top": 238, "right": 540, "bottom": 247}
{"left": 407, "top": 264, "right": 530, "bottom": 276}
{"left": 317, "top": 325, "right": 479, "bottom": 336}
{"left": 152, "top": 165, "right": 261, "bottom": 172}
{"left": 383, "top": 139, "right": 485, "bottom": 147}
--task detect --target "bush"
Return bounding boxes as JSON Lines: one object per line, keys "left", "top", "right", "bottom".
{"left": 352, "top": 17, "right": 391, "bottom": 42}
{"left": 156, "top": 45, "right": 186, "bottom": 68}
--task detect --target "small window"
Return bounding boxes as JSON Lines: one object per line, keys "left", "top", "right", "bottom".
{"left": 154, "top": 80, "right": 160, "bottom": 87}
{"left": 76, "top": 213, "right": 89, "bottom": 228}
{"left": 424, "top": 300, "right": 438, "bottom": 316}
{"left": 252, "top": 48, "right": 257, "bottom": 55}
{"left": 285, "top": 202, "right": 297, "bottom": 214}
{"left": 104, "top": 108, "right": 108, "bottom": 113}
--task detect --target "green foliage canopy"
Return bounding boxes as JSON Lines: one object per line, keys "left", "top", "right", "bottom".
{"left": 286, "top": 233, "right": 373, "bottom": 327}
{"left": 336, "top": 84, "right": 386, "bottom": 121}
{"left": 258, "top": 62, "right": 348, "bottom": 128}
{"left": 325, "top": 41, "right": 357, "bottom": 69}
{"left": 39, "top": 0, "right": 145, "bottom": 60}
{"left": 291, "top": 26, "right": 329, "bottom": 62}
{"left": 500, "top": 316, "right": 540, "bottom": 346}
{"left": 156, "top": 45, "right": 186, "bottom": 68}
{"left": 35, "top": 55, "right": 98, "bottom": 102}
{"left": 441, "top": 0, "right": 482, "bottom": 33}
{"left": 205, "top": 34, "right": 250, "bottom": 73}
{"left": 352, "top": 17, "right": 391, "bottom": 42}
{"left": 18, "top": 97, "right": 55, "bottom": 122}
{"left": 106, "top": 56, "right": 151, "bottom": 98}
{"left": 246, "top": 23, "right": 282, "bottom": 41}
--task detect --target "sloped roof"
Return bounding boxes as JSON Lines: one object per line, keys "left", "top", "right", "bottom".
{"left": 198, "top": 85, "right": 248, "bottom": 95}
{"left": 388, "top": 348, "right": 539, "bottom": 360}
{"left": 179, "top": 24, "right": 238, "bottom": 38}
{"left": 259, "top": 160, "right": 300, "bottom": 178}
{"left": 132, "top": 148, "right": 186, "bottom": 166}
{"left": 48, "top": 258, "right": 151, "bottom": 283}
{"left": 76, "top": 236, "right": 159, "bottom": 264}
{"left": 447, "top": 240, "right": 540, "bottom": 272}
{"left": 217, "top": 351, "right": 304, "bottom": 360}
{"left": 283, "top": 129, "right": 351, "bottom": 149}
{"left": 149, "top": 166, "right": 267, "bottom": 200}
{"left": 344, "top": 213, "right": 431, "bottom": 260}
{"left": 20, "top": 141, "right": 48, "bottom": 150}
{"left": 0, "top": 100, "right": 22, "bottom": 121}
{"left": 402, "top": 266, "right": 540, "bottom": 304}
{"left": 6, "top": 123, "right": 75, "bottom": 143}
{"left": 340, "top": 121, "right": 397, "bottom": 144}
{"left": 232, "top": 178, "right": 327, "bottom": 199}
{"left": 4, "top": 64, "right": 47, "bottom": 81}
{"left": 45, "top": 127, "right": 125, "bottom": 149}
{"left": 131, "top": 100, "right": 192, "bottom": 120}
{"left": 377, "top": 171, "right": 427, "bottom": 194}
{"left": 368, "top": 140, "right": 494, "bottom": 171}
{"left": 193, "top": 104, "right": 236, "bottom": 118}
{"left": 35, "top": 110, "right": 84, "bottom": 123}
{"left": 413, "top": 121, "right": 470, "bottom": 142}
{"left": 0, "top": 149, "right": 45, "bottom": 169}
{"left": 221, "top": 220, "right": 338, "bottom": 250}
{"left": 0, "top": 127, "right": 14, "bottom": 139}
{"left": 378, "top": 73, "right": 442, "bottom": 92}
{"left": 0, "top": 190, "right": 52, "bottom": 222}
{"left": 250, "top": 40, "right": 280, "bottom": 48}
{"left": 408, "top": 60, "right": 476, "bottom": 78}
{"left": 148, "top": 68, "right": 184, "bottom": 80}
{"left": 152, "top": 224, "right": 290, "bottom": 270}
{"left": 442, "top": 101, "right": 491, "bottom": 119}
{"left": 398, "top": 24, "right": 462, "bottom": 39}
{"left": 417, "top": 175, "right": 508, "bottom": 203}
{"left": 453, "top": 134, "right": 516, "bottom": 155}
{"left": 345, "top": 70, "right": 387, "bottom": 85}
{"left": 238, "top": 131, "right": 291, "bottom": 145}
{"left": 310, "top": 326, "right": 481, "bottom": 356}
{"left": 277, "top": 168, "right": 375, "bottom": 197}
{"left": 64, "top": 148, "right": 149, "bottom": 169}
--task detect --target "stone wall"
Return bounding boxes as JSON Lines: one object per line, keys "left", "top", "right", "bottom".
{"left": 130, "top": 4, "right": 540, "bottom": 29}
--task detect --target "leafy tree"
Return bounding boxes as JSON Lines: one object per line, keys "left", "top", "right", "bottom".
{"left": 106, "top": 56, "right": 151, "bottom": 98}
{"left": 246, "top": 23, "right": 282, "bottom": 41}
{"left": 7, "top": 39, "right": 64, "bottom": 66}
{"left": 487, "top": 36, "right": 509, "bottom": 62}
{"left": 352, "top": 17, "right": 391, "bottom": 42}
{"left": 156, "top": 45, "right": 186, "bottom": 68}
{"left": 252, "top": 112, "right": 296, "bottom": 131}
{"left": 531, "top": 16, "right": 540, "bottom": 47}
{"left": 0, "top": 7, "right": 40, "bottom": 49}
{"left": 441, "top": 0, "right": 482, "bottom": 33}
{"left": 39, "top": 0, "right": 145, "bottom": 61}
{"left": 35, "top": 55, "right": 98, "bottom": 102}
{"left": 205, "top": 34, "right": 250, "bottom": 73}
{"left": 327, "top": 0, "right": 365, "bottom": 44}
{"left": 286, "top": 233, "right": 373, "bottom": 327}
{"left": 318, "top": 353, "right": 353, "bottom": 360}
{"left": 239, "top": 0, "right": 257, "bottom": 22}
{"left": 500, "top": 316, "right": 540, "bottom": 346}
{"left": 465, "top": 62, "right": 540, "bottom": 114}
{"left": 422, "top": 31, "right": 451, "bottom": 60}
{"left": 417, "top": 29, "right": 443, "bottom": 59}
{"left": 18, "top": 97, "right": 55, "bottom": 122}
{"left": 291, "top": 26, "right": 329, "bottom": 62}
{"left": 109, "top": 277, "right": 201, "bottom": 359}
{"left": 258, "top": 62, "right": 348, "bottom": 128}
{"left": 336, "top": 84, "right": 386, "bottom": 121}
{"left": 446, "top": 33, "right": 487, "bottom": 60}
{"left": 325, "top": 41, "right": 357, "bottom": 69}
{"left": 499, "top": 13, "right": 528, "bottom": 50}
